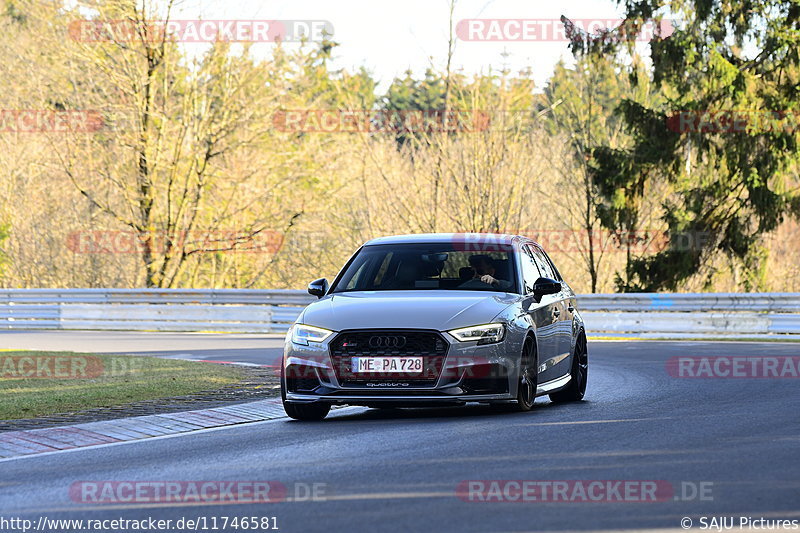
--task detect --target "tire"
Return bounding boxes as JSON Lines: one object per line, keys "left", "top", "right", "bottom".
{"left": 549, "top": 333, "right": 588, "bottom": 403}
{"left": 514, "top": 337, "right": 537, "bottom": 412}
{"left": 281, "top": 362, "right": 330, "bottom": 420}
{"left": 283, "top": 401, "right": 331, "bottom": 421}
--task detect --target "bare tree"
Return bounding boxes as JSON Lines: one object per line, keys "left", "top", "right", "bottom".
{"left": 55, "top": 0, "right": 307, "bottom": 287}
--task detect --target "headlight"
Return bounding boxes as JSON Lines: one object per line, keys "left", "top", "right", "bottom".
{"left": 448, "top": 323, "right": 505, "bottom": 345}
{"left": 291, "top": 324, "right": 334, "bottom": 345}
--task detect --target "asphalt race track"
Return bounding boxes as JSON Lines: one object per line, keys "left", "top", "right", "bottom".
{"left": 1, "top": 335, "right": 799, "bottom": 533}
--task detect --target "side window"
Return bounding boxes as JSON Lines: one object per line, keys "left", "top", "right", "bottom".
{"left": 530, "top": 246, "right": 556, "bottom": 279}
{"left": 520, "top": 245, "right": 543, "bottom": 292}
{"left": 541, "top": 250, "right": 563, "bottom": 281}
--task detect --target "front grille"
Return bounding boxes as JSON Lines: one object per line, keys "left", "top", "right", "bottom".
{"left": 329, "top": 330, "right": 449, "bottom": 387}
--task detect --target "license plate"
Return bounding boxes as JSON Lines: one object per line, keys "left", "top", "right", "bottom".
{"left": 351, "top": 356, "right": 423, "bottom": 374}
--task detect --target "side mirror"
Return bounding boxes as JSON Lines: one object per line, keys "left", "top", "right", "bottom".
{"left": 532, "top": 277, "right": 561, "bottom": 302}
{"left": 307, "top": 278, "right": 329, "bottom": 298}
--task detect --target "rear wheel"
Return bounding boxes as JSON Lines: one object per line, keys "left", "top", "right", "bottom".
{"left": 549, "top": 333, "right": 588, "bottom": 403}
{"left": 514, "top": 338, "right": 537, "bottom": 412}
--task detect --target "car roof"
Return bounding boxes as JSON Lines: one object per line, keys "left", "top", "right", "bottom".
{"left": 363, "top": 232, "right": 540, "bottom": 247}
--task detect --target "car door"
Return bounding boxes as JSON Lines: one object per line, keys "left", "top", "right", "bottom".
{"left": 541, "top": 248, "right": 577, "bottom": 337}
{"left": 530, "top": 245, "right": 572, "bottom": 380}
{"left": 519, "top": 244, "right": 560, "bottom": 383}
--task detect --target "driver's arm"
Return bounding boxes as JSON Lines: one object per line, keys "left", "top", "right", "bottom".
{"left": 480, "top": 275, "right": 512, "bottom": 290}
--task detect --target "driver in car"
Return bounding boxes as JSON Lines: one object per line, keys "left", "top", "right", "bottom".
{"left": 459, "top": 255, "right": 513, "bottom": 290}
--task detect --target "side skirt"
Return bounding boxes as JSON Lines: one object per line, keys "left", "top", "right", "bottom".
{"left": 535, "top": 373, "right": 571, "bottom": 396}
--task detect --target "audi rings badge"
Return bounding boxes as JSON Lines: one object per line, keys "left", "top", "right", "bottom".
{"left": 369, "top": 336, "right": 407, "bottom": 348}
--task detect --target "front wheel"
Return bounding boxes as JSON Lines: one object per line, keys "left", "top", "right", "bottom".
{"left": 281, "top": 363, "right": 330, "bottom": 420}
{"left": 549, "top": 333, "right": 588, "bottom": 403}
{"left": 283, "top": 401, "right": 331, "bottom": 421}
{"left": 514, "top": 338, "right": 537, "bottom": 412}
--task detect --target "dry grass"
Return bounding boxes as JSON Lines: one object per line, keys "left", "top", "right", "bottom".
{"left": 0, "top": 351, "right": 244, "bottom": 420}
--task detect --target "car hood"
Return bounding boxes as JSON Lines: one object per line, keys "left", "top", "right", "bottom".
{"left": 298, "top": 291, "right": 519, "bottom": 332}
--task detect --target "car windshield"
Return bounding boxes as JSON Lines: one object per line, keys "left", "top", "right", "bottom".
{"left": 331, "top": 243, "right": 518, "bottom": 293}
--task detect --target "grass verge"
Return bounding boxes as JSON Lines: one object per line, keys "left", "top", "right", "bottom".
{"left": 0, "top": 351, "right": 244, "bottom": 420}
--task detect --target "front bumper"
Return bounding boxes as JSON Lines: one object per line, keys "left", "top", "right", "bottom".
{"left": 283, "top": 328, "right": 519, "bottom": 405}
{"left": 286, "top": 392, "right": 512, "bottom": 406}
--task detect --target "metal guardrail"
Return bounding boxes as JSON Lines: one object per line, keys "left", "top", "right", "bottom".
{"left": 577, "top": 293, "right": 800, "bottom": 313}
{"left": 0, "top": 289, "right": 798, "bottom": 336}
{"left": 578, "top": 293, "right": 800, "bottom": 337}
{"left": 0, "top": 289, "right": 311, "bottom": 333}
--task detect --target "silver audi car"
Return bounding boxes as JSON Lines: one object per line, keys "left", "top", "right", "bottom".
{"left": 281, "top": 233, "right": 588, "bottom": 420}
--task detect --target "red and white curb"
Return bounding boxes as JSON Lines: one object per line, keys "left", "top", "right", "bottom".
{"left": 0, "top": 398, "right": 288, "bottom": 460}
